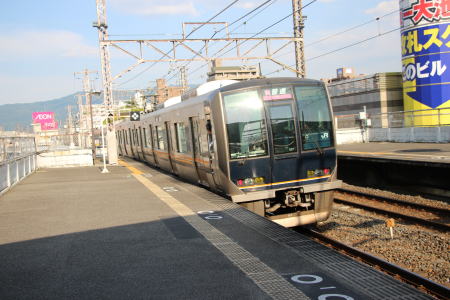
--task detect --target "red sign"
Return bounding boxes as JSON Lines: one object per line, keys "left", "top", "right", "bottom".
{"left": 402, "top": 0, "right": 450, "bottom": 25}
{"left": 32, "top": 112, "right": 58, "bottom": 131}
{"left": 41, "top": 121, "right": 58, "bottom": 130}
{"left": 32, "top": 112, "right": 54, "bottom": 123}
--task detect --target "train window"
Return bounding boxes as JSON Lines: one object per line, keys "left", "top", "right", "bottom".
{"left": 138, "top": 128, "right": 142, "bottom": 146}
{"left": 149, "top": 125, "right": 155, "bottom": 149}
{"left": 156, "top": 126, "right": 166, "bottom": 150}
{"left": 294, "top": 86, "right": 333, "bottom": 150}
{"left": 136, "top": 129, "right": 140, "bottom": 146}
{"left": 268, "top": 105, "right": 297, "bottom": 154}
{"left": 175, "top": 123, "right": 188, "bottom": 153}
{"left": 223, "top": 90, "right": 268, "bottom": 159}
{"left": 142, "top": 128, "right": 148, "bottom": 147}
{"left": 131, "top": 130, "right": 134, "bottom": 145}
{"left": 151, "top": 125, "right": 158, "bottom": 149}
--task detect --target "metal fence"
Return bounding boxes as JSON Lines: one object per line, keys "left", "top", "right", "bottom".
{"left": 35, "top": 130, "right": 93, "bottom": 152}
{"left": 0, "top": 135, "right": 37, "bottom": 194}
{"left": 335, "top": 107, "right": 450, "bottom": 129}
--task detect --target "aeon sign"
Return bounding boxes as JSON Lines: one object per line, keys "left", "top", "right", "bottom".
{"left": 32, "top": 112, "right": 54, "bottom": 123}
{"left": 32, "top": 112, "right": 58, "bottom": 131}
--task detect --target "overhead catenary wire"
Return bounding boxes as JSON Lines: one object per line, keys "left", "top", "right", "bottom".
{"left": 265, "top": 26, "right": 401, "bottom": 76}
{"left": 269, "top": 8, "right": 401, "bottom": 61}
{"left": 182, "top": 0, "right": 316, "bottom": 80}
{"left": 212, "top": 0, "right": 318, "bottom": 58}
{"left": 165, "top": 0, "right": 276, "bottom": 83}
{"left": 306, "top": 9, "right": 399, "bottom": 48}
{"left": 116, "top": 0, "right": 241, "bottom": 87}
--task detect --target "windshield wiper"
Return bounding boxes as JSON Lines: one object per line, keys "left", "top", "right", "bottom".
{"left": 301, "top": 112, "right": 323, "bottom": 155}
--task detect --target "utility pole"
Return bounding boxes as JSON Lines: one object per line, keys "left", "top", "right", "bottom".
{"left": 292, "top": 0, "right": 306, "bottom": 78}
{"left": 94, "top": 0, "right": 118, "bottom": 165}
{"left": 67, "top": 105, "right": 75, "bottom": 147}
{"left": 75, "top": 69, "right": 97, "bottom": 163}
{"left": 77, "top": 94, "right": 85, "bottom": 148}
{"left": 180, "top": 66, "right": 188, "bottom": 93}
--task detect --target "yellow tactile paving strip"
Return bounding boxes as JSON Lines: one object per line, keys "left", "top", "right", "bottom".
{"left": 119, "top": 159, "right": 310, "bottom": 300}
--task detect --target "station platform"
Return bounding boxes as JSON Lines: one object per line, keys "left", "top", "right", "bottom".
{"left": 337, "top": 142, "right": 450, "bottom": 165}
{"left": 0, "top": 159, "right": 433, "bottom": 299}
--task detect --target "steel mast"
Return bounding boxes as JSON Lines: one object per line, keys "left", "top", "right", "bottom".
{"left": 292, "top": 0, "right": 306, "bottom": 78}
{"left": 94, "top": 0, "right": 118, "bottom": 165}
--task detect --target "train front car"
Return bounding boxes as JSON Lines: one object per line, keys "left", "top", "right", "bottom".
{"left": 218, "top": 78, "right": 342, "bottom": 227}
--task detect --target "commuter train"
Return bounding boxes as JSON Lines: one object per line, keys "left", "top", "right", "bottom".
{"left": 116, "top": 78, "right": 342, "bottom": 227}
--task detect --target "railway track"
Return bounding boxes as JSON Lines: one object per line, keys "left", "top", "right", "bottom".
{"left": 334, "top": 189, "right": 450, "bottom": 232}
{"left": 296, "top": 227, "right": 450, "bottom": 300}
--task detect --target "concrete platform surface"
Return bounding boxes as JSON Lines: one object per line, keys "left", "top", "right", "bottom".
{"left": 338, "top": 142, "right": 450, "bottom": 164}
{"left": 0, "top": 160, "right": 433, "bottom": 299}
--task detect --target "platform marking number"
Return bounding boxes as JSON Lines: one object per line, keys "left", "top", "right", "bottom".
{"left": 198, "top": 210, "right": 223, "bottom": 220}
{"left": 162, "top": 186, "right": 178, "bottom": 192}
{"left": 290, "top": 275, "right": 354, "bottom": 300}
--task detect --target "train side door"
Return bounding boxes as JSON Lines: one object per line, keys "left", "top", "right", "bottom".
{"left": 150, "top": 125, "right": 159, "bottom": 165}
{"left": 128, "top": 128, "right": 135, "bottom": 157}
{"left": 263, "top": 87, "right": 301, "bottom": 185}
{"left": 138, "top": 127, "right": 144, "bottom": 160}
{"left": 165, "top": 121, "right": 177, "bottom": 174}
{"left": 190, "top": 116, "right": 214, "bottom": 187}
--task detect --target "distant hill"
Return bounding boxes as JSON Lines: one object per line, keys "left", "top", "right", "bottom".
{"left": 0, "top": 93, "right": 125, "bottom": 131}
{"left": 0, "top": 86, "right": 198, "bottom": 131}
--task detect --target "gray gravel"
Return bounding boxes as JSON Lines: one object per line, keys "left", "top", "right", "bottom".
{"left": 342, "top": 183, "right": 449, "bottom": 209}
{"left": 316, "top": 202, "right": 450, "bottom": 288}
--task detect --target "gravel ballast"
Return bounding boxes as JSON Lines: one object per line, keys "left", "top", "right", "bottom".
{"left": 316, "top": 186, "right": 449, "bottom": 288}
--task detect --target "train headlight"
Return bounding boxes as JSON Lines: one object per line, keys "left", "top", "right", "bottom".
{"left": 237, "top": 177, "right": 265, "bottom": 187}
{"left": 244, "top": 178, "right": 254, "bottom": 186}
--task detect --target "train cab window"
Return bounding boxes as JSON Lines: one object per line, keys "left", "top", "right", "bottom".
{"left": 156, "top": 126, "right": 167, "bottom": 150}
{"left": 175, "top": 123, "right": 188, "bottom": 153}
{"left": 268, "top": 105, "right": 297, "bottom": 154}
{"left": 294, "top": 86, "right": 333, "bottom": 150}
{"left": 223, "top": 90, "right": 268, "bottom": 159}
{"left": 142, "top": 128, "right": 148, "bottom": 147}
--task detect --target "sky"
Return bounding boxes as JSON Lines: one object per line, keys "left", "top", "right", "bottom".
{"left": 0, "top": 0, "right": 401, "bottom": 105}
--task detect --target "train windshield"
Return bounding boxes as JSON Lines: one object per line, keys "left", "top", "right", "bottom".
{"left": 223, "top": 90, "right": 268, "bottom": 159}
{"left": 294, "top": 86, "right": 333, "bottom": 150}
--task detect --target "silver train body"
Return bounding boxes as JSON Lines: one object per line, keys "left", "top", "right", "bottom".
{"left": 116, "top": 78, "right": 342, "bottom": 227}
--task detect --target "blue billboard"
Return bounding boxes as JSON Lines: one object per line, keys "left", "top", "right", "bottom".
{"left": 401, "top": 0, "right": 450, "bottom": 125}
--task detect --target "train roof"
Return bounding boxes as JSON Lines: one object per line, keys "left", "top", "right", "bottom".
{"left": 218, "top": 77, "right": 323, "bottom": 93}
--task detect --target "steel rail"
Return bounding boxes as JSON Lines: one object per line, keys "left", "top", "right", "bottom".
{"left": 297, "top": 227, "right": 450, "bottom": 300}
{"left": 333, "top": 195, "right": 450, "bottom": 232}
{"left": 337, "top": 188, "right": 450, "bottom": 215}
